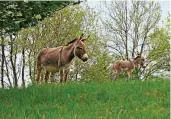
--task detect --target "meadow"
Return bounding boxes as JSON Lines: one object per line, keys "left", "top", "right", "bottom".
{"left": 0, "top": 79, "right": 169, "bottom": 119}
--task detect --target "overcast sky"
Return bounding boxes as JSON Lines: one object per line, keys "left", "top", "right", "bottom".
{"left": 159, "top": 0, "right": 170, "bottom": 21}
{"left": 86, "top": 0, "right": 170, "bottom": 26}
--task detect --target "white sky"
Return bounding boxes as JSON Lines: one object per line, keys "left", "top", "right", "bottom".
{"left": 85, "top": 0, "right": 171, "bottom": 26}
{"left": 159, "top": 0, "right": 170, "bottom": 24}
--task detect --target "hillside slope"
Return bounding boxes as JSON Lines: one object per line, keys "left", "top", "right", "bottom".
{"left": 0, "top": 79, "right": 169, "bottom": 119}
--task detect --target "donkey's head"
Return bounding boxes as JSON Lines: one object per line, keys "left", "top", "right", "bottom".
{"left": 134, "top": 54, "right": 146, "bottom": 68}
{"left": 73, "top": 34, "right": 90, "bottom": 62}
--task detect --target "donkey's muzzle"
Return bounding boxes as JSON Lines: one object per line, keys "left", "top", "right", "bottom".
{"left": 82, "top": 54, "right": 88, "bottom": 62}
{"left": 142, "top": 66, "right": 146, "bottom": 68}
{"left": 141, "top": 64, "right": 146, "bottom": 68}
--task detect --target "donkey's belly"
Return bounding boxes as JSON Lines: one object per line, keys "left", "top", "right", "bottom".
{"left": 121, "top": 67, "right": 128, "bottom": 71}
{"left": 43, "top": 66, "right": 59, "bottom": 72}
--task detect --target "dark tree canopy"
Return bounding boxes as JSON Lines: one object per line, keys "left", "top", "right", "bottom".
{"left": 0, "top": 1, "right": 73, "bottom": 34}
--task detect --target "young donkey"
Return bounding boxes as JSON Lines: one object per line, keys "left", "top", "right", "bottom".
{"left": 36, "top": 34, "right": 90, "bottom": 83}
{"left": 108, "top": 54, "right": 145, "bottom": 80}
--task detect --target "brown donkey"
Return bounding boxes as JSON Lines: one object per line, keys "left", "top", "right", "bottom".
{"left": 108, "top": 54, "right": 145, "bottom": 80}
{"left": 36, "top": 34, "right": 90, "bottom": 83}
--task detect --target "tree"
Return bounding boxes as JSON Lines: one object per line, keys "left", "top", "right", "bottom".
{"left": 0, "top": 1, "right": 80, "bottom": 88}
{"left": 14, "top": 4, "right": 98, "bottom": 84}
{"left": 141, "top": 14, "right": 170, "bottom": 79}
{"left": 101, "top": 1, "right": 161, "bottom": 57}
{"left": 100, "top": 1, "right": 161, "bottom": 79}
{"left": 0, "top": 1, "right": 75, "bottom": 33}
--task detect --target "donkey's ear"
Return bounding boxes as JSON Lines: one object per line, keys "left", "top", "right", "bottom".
{"left": 136, "top": 51, "right": 141, "bottom": 56}
{"left": 81, "top": 35, "right": 90, "bottom": 42}
{"left": 79, "top": 33, "right": 84, "bottom": 40}
{"left": 137, "top": 54, "right": 141, "bottom": 56}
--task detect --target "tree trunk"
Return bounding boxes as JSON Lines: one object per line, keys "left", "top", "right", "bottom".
{"left": 28, "top": 51, "right": 32, "bottom": 81}
{"left": 33, "top": 51, "right": 36, "bottom": 83}
{"left": 21, "top": 47, "right": 25, "bottom": 88}
{"left": 1, "top": 36, "right": 5, "bottom": 88}
{"left": 9, "top": 35, "right": 18, "bottom": 88}
{"left": 125, "top": 1, "right": 129, "bottom": 59}
{"left": 4, "top": 56, "right": 12, "bottom": 87}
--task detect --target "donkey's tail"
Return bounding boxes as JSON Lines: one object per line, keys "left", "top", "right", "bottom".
{"left": 106, "top": 63, "right": 114, "bottom": 70}
{"left": 36, "top": 52, "right": 42, "bottom": 70}
{"left": 37, "top": 56, "right": 40, "bottom": 69}
{"left": 107, "top": 63, "right": 116, "bottom": 80}
{"left": 107, "top": 63, "right": 114, "bottom": 75}
{"left": 35, "top": 52, "right": 43, "bottom": 84}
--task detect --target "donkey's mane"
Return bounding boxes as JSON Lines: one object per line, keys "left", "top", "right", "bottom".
{"left": 66, "top": 38, "right": 78, "bottom": 46}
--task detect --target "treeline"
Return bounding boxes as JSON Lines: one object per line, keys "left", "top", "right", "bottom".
{"left": 0, "top": 1, "right": 107, "bottom": 88}
{"left": 0, "top": 1, "right": 170, "bottom": 88}
{"left": 0, "top": 1, "right": 73, "bottom": 88}
{"left": 99, "top": 1, "right": 170, "bottom": 80}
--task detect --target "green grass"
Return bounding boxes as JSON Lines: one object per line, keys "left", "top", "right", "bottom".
{"left": 0, "top": 79, "right": 169, "bottom": 119}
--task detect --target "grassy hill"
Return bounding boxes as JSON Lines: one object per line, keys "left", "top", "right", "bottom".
{"left": 0, "top": 79, "right": 169, "bottom": 119}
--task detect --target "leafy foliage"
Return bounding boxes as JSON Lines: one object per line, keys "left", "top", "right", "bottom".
{"left": 142, "top": 15, "right": 171, "bottom": 79}
{"left": 0, "top": 1, "right": 71, "bottom": 33}
{"left": 82, "top": 49, "right": 111, "bottom": 81}
{"left": 14, "top": 5, "right": 101, "bottom": 84}
{"left": 149, "top": 15, "right": 170, "bottom": 62}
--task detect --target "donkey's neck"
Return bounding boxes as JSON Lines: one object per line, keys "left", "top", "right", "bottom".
{"left": 63, "top": 44, "right": 75, "bottom": 62}
{"left": 132, "top": 59, "right": 140, "bottom": 67}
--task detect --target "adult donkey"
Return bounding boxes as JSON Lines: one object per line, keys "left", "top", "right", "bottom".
{"left": 108, "top": 54, "right": 146, "bottom": 80}
{"left": 36, "top": 34, "right": 90, "bottom": 83}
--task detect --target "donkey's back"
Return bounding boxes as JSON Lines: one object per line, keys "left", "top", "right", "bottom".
{"left": 37, "top": 46, "right": 63, "bottom": 66}
{"left": 114, "top": 60, "right": 134, "bottom": 70}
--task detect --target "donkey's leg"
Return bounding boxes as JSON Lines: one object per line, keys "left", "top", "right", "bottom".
{"left": 110, "top": 68, "right": 116, "bottom": 80}
{"left": 50, "top": 72, "right": 54, "bottom": 83}
{"left": 112, "top": 70, "right": 120, "bottom": 81}
{"left": 36, "top": 67, "right": 43, "bottom": 84}
{"left": 59, "top": 69, "right": 64, "bottom": 83}
{"left": 44, "top": 71, "right": 50, "bottom": 83}
{"left": 41, "top": 72, "right": 44, "bottom": 82}
{"left": 112, "top": 65, "right": 121, "bottom": 81}
{"left": 64, "top": 69, "right": 69, "bottom": 83}
{"left": 110, "top": 71, "right": 116, "bottom": 80}
{"left": 127, "top": 71, "right": 132, "bottom": 80}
